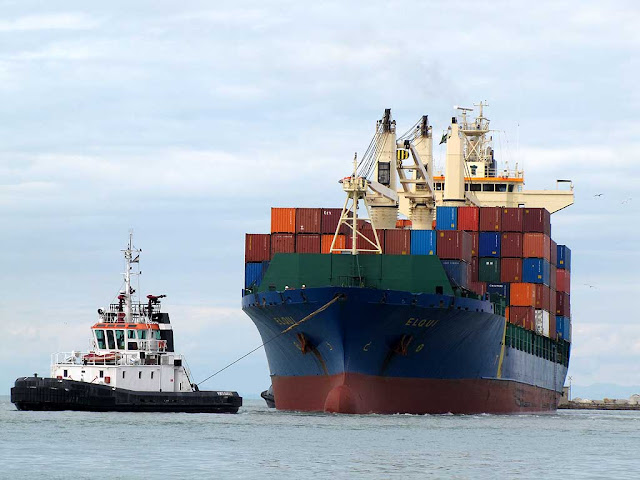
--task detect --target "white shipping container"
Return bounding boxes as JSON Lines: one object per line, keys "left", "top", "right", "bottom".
{"left": 534, "top": 309, "right": 550, "bottom": 337}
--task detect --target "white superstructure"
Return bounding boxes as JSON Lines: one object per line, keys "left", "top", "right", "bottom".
{"left": 51, "top": 234, "right": 196, "bottom": 393}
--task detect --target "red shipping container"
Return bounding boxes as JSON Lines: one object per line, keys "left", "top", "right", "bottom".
{"left": 510, "top": 283, "right": 537, "bottom": 306}
{"left": 385, "top": 229, "right": 411, "bottom": 255}
{"left": 346, "top": 227, "right": 385, "bottom": 253}
{"left": 321, "top": 234, "right": 345, "bottom": 253}
{"left": 556, "top": 291, "right": 570, "bottom": 317}
{"left": 321, "top": 208, "right": 347, "bottom": 235}
{"left": 509, "top": 306, "right": 535, "bottom": 330}
{"left": 550, "top": 264, "right": 557, "bottom": 290}
{"left": 556, "top": 269, "right": 571, "bottom": 293}
{"left": 470, "top": 257, "right": 479, "bottom": 282}
{"left": 501, "top": 258, "right": 522, "bottom": 283}
{"left": 550, "top": 238, "right": 558, "bottom": 266}
{"left": 549, "top": 314, "right": 557, "bottom": 340}
{"left": 457, "top": 207, "right": 479, "bottom": 231}
{"left": 523, "top": 208, "right": 551, "bottom": 235}
{"left": 534, "top": 284, "right": 551, "bottom": 311}
{"left": 296, "top": 234, "right": 321, "bottom": 253}
{"left": 296, "top": 208, "right": 322, "bottom": 233}
{"left": 469, "top": 281, "right": 487, "bottom": 296}
{"left": 271, "top": 207, "right": 296, "bottom": 233}
{"left": 549, "top": 288, "right": 557, "bottom": 320}
{"left": 245, "top": 234, "right": 271, "bottom": 262}
{"left": 470, "top": 232, "right": 479, "bottom": 257}
{"left": 501, "top": 233, "right": 523, "bottom": 258}
{"left": 501, "top": 208, "right": 523, "bottom": 232}
{"left": 523, "top": 233, "right": 551, "bottom": 261}
{"left": 436, "top": 230, "right": 472, "bottom": 263}
{"left": 479, "top": 207, "right": 501, "bottom": 231}
{"left": 271, "top": 233, "right": 295, "bottom": 257}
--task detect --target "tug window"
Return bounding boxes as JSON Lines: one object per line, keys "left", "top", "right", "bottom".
{"left": 127, "top": 330, "right": 136, "bottom": 339}
{"left": 115, "top": 330, "right": 125, "bottom": 350}
{"left": 153, "top": 330, "right": 161, "bottom": 340}
{"left": 95, "top": 330, "right": 107, "bottom": 349}
{"left": 137, "top": 330, "right": 147, "bottom": 340}
{"left": 106, "top": 330, "right": 116, "bottom": 350}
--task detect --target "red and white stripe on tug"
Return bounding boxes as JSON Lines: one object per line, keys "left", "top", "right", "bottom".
{"left": 51, "top": 234, "right": 196, "bottom": 393}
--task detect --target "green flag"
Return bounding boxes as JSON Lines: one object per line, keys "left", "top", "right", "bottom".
{"left": 439, "top": 132, "right": 447, "bottom": 145}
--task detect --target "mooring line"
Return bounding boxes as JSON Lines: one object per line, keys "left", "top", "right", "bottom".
{"left": 197, "top": 294, "right": 343, "bottom": 386}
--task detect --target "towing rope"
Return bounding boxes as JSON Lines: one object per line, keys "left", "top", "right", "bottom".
{"left": 197, "top": 294, "right": 344, "bottom": 386}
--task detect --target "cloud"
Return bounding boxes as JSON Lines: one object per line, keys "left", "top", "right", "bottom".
{"left": 0, "top": 13, "right": 98, "bottom": 32}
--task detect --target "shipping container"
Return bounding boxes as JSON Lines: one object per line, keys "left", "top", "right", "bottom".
{"left": 470, "top": 257, "right": 479, "bottom": 282}
{"left": 478, "top": 257, "right": 501, "bottom": 283}
{"left": 487, "top": 283, "right": 510, "bottom": 302}
{"left": 500, "top": 257, "right": 522, "bottom": 283}
{"left": 295, "top": 234, "right": 321, "bottom": 253}
{"left": 436, "top": 206, "right": 457, "bottom": 230}
{"left": 395, "top": 219, "right": 412, "bottom": 229}
{"left": 436, "top": 230, "right": 472, "bottom": 263}
{"left": 457, "top": 206, "right": 479, "bottom": 231}
{"left": 410, "top": 230, "right": 437, "bottom": 255}
{"left": 321, "top": 234, "right": 346, "bottom": 254}
{"left": 271, "top": 207, "right": 296, "bottom": 233}
{"left": 523, "top": 233, "right": 551, "bottom": 261}
{"left": 549, "top": 314, "right": 557, "bottom": 340}
{"left": 295, "top": 208, "right": 322, "bottom": 233}
{"left": 479, "top": 207, "right": 501, "bottom": 231}
{"left": 440, "top": 260, "right": 469, "bottom": 288}
{"left": 271, "top": 233, "right": 295, "bottom": 256}
{"left": 501, "top": 232, "right": 523, "bottom": 258}
{"left": 479, "top": 232, "right": 501, "bottom": 257}
{"left": 510, "top": 283, "right": 537, "bottom": 306}
{"left": 555, "top": 316, "right": 571, "bottom": 341}
{"left": 557, "top": 245, "right": 571, "bottom": 271}
{"left": 522, "top": 258, "right": 551, "bottom": 285}
{"left": 556, "top": 269, "right": 571, "bottom": 293}
{"left": 346, "top": 227, "right": 385, "bottom": 253}
{"left": 501, "top": 208, "right": 524, "bottom": 232}
{"left": 535, "top": 309, "right": 550, "bottom": 336}
{"left": 245, "top": 261, "right": 269, "bottom": 289}
{"left": 556, "top": 291, "right": 570, "bottom": 317}
{"left": 385, "top": 229, "right": 411, "bottom": 255}
{"left": 534, "top": 284, "right": 551, "bottom": 311}
{"left": 523, "top": 208, "right": 551, "bottom": 235}
{"left": 510, "top": 306, "right": 535, "bottom": 330}
{"left": 469, "top": 281, "right": 487, "bottom": 296}
{"left": 550, "top": 238, "right": 558, "bottom": 266}
{"left": 321, "top": 208, "right": 344, "bottom": 234}
{"left": 549, "top": 288, "right": 557, "bottom": 320}
{"left": 549, "top": 264, "right": 557, "bottom": 290}
{"left": 471, "top": 232, "right": 479, "bottom": 257}
{"left": 245, "top": 234, "right": 271, "bottom": 262}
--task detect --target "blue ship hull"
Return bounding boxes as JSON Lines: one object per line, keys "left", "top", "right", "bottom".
{"left": 242, "top": 287, "right": 567, "bottom": 414}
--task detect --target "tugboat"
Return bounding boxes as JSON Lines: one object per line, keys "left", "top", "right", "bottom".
{"left": 11, "top": 234, "right": 242, "bottom": 413}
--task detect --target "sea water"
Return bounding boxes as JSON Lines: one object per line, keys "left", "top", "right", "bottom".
{"left": 1, "top": 396, "right": 638, "bottom": 479}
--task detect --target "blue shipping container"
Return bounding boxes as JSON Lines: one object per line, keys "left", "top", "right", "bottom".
{"left": 555, "top": 315, "right": 571, "bottom": 341}
{"left": 245, "top": 261, "right": 269, "bottom": 288}
{"left": 557, "top": 245, "right": 571, "bottom": 271}
{"left": 410, "top": 230, "right": 437, "bottom": 255}
{"left": 522, "top": 258, "right": 551, "bottom": 285}
{"left": 479, "top": 232, "right": 501, "bottom": 257}
{"left": 441, "top": 259, "right": 469, "bottom": 288}
{"left": 436, "top": 206, "right": 457, "bottom": 230}
{"left": 487, "top": 283, "right": 510, "bottom": 302}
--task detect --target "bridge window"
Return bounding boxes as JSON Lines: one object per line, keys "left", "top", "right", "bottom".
{"left": 495, "top": 184, "right": 507, "bottom": 192}
{"left": 508, "top": 185, "right": 515, "bottom": 192}
{"left": 106, "top": 330, "right": 116, "bottom": 350}
{"left": 115, "top": 330, "right": 125, "bottom": 350}
{"left": 470, "top": 165, "right": 478, "bottom": 175}
{"left": 435, "top": 182, "right": 443, "bottom": 191}
{"left": 95, "top": 330, "right": 106, "bottom": 349}
{"left": 470, "top": 184, "right": 481, "bottom": 192}
{"left": 482, "top": 184, "right": 495, "bottom": 192}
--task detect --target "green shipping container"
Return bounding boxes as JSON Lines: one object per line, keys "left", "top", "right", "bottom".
{"left": 478, "top": 257, "right": 501, "bottom": 283}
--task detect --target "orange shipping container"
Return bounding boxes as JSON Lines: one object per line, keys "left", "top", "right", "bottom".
{"left": 510, "top": 283, "right": 537, "bottom": 307}
{"left": 395, "top": 219, "right": 412, "bottom": 229}
{"left": 321, "top": 234, "right": 346, "bottom": 253}
{"left": 522, "top": 233, "right": 551, "bottom": 261}
{"left": 271, "top": 207, "right": 296, "bottom": 233}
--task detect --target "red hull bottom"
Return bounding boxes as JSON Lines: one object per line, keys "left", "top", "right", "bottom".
{"left": 272, "top": 373, "right": 559, "bottom": 414}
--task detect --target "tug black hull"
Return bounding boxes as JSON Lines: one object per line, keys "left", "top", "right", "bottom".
{"left": 11, "top": 377, "right": 242, "bottom": 413}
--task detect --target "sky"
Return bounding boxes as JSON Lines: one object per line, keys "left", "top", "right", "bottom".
{"left": 1, "top": 0, "right": 638, "bottom": 399}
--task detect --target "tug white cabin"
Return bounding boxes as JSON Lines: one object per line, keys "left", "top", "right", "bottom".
{"left": 51, "top": 234, "right": 196, "bottom": 393}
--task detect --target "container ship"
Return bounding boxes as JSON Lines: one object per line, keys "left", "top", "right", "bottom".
{"left": 242, "top": 103, "right": 573, "bottom": 414}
